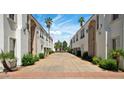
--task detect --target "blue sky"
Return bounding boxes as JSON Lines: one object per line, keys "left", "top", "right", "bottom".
{"left": 32, "top": 14, "right": 92, "bottom": 44}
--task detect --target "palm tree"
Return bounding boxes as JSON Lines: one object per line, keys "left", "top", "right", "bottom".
{"left": 110, "top": 49, "right": 124, "bottom": 71}
{"left": 79, "top": 17, "right": 85, "bottom": 27}
{"left": 45, "top": 17, "right": 53, "bottom": 35}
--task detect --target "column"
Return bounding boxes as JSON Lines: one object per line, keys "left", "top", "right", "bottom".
{"left": 16, "top": 14, "right": 22, "bottom": 66}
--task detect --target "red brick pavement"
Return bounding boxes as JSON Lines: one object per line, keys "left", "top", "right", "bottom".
{"left": 0, "top": 72, "right": 124, "bottom": 79}
{"left": 0, "top": 53, "right": 124, "bottom": 79}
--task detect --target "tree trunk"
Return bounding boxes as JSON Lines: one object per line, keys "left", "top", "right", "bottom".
{"left": 48, "top": 27, "right": 50, "bottom": 36}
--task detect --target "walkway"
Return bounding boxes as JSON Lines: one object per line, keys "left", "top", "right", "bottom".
{"left": 0, "top": 53, "right": 124, "bottom": 78}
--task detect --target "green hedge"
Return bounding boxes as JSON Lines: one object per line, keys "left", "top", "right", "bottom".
{"left": 22, "top": 54, "right": 36, "bottom": 66}
{"left": 82, "top": 51, "right": 92, "bottom": 62}
{"left": 33, "top": 55, "right": 40, "bottom": 62}
{"left": 99, "top": 59, "right": 117, "bottom": 71}
{"left": 82, "top": 51, "right": 88, "bottom": 59}
{"left": 49, "top": 50, "right": 54, "bottom": 54}
{"left": 0, "top": 52, "right": 15, "bottom": 59}
{"left": 92, "top": 56, "right": 101, "bottom": 65}
{"left": 39, "top": 53, "right": 44, "bottom": 59}
{"left": 76, "top": 50, "right": 81, "bottom": 57}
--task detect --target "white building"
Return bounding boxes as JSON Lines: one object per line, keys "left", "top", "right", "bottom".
{"left": 0, "top": 14, "right": 53, "bottom": 72}
{"left": 29, "top": 15, "right": 54, "bottom": 56}
{"left": 70, "top": 14, "right": 124, "bottom": 70}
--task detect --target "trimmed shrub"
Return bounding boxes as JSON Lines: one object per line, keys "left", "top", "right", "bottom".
{"left": 82, "top": 51, "right": 92, "bottom": 62}
{"left": 33, "top": 55, "right": 40, "bottom": 62}
{"left": 22, "top": 54, "right": 35, "bottom": 66}
{"left": 82, "top": 51, "right": 88, "bottom": 59}
{"left": 67, "top": 49, "right": 73, "bottom": 54}
{"left": 49, "top": 50, "right": 54, "bottom": 54}
{"left": 99, "top": 59, "right": 117, "bottom": 71}
{"left": 92, "top": 56, "right": 101, "bottom": 65}
{"left": 0, "top": 52, "right": 15, "bottom": 59}
{"left": 39, "top": 53, "right": 44, "bottom": 59}
{"left": 76, "top": 50, "right": 81, "bottom": 57}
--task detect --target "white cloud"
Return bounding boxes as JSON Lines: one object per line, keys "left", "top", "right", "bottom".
{"left": 50, "top": 30, "right": 62, "bottom": 35}
{"left": 53, "top": 14, "right": 62, "bottom": 22}
{"left": 57, "top": 19, "right": 72, "bottom": 27}
{"left": 51, "top": 22, "right": 80, "bottom": 45}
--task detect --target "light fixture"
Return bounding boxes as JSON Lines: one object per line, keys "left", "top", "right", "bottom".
{"left": 23, "top": 23, "right": 27, "bottom": 34}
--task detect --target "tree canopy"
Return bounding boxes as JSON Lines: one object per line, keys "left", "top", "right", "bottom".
{"left": 54, "top": 40, "right": 68, "bottom": 52}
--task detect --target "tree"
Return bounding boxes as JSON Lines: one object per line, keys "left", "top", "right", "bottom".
{"left": 54, "top": 40, "right": 63, "bottom": 52}
{"left": 54, "top": 42, "right": 59, "bottom": 52}
{"left": 79, "top": 16, "right": 85, "bottom": 27}
{"left": 45, "top": 17, "right": 53, "bottom": 35}
{"left": 62, "top": 41, "right": 68, "bottom": 51}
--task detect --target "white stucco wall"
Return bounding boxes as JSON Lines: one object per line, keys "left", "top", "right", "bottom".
{"left": 16, "top": 14, "right": 29, "bottom": 66}
{"left": 3, "top": 15, "right": 16, "bottom": 53}
{"left": 0, "top": 15, "right": 4, "bottom": 72}
{"left": 0, "top": 15, "right": 4, "bottom": 52}
{"left": 0, "top": 14, "right": 54, "bottom": 71}
{"left": 95, "top": 14, "right": 106, "bottom": 58}
{"left": 21, "top": 14, "right": 29, "bottom": 55}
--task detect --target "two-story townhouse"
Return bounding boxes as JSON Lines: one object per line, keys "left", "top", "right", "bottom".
{"left": 0, "top": 14, "right": 54, "bottom": 72}
{"left": 70, "top": 14, "right": 124, "bottom": 70}
{"left": 0, "top": 14, "right": 29, "bottom": 72}
{"left": 70, "top": 15, "right": 92, "bottom": 56}
{"left": 29, "top": 15, "right": 53, "bottom": 56}
{"left": 104, "top": 14, "right": 124, "bottom": 69}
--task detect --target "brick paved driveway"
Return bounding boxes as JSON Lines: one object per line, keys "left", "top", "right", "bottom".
{"left": 0, "top": 53, "right": 124, "bottom": 79}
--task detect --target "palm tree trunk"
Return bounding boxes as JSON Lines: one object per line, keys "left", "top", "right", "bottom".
{"left": 48, "top": 27, "right": 50, "bottom": 36}
{"left": 80, "top": 22, "right": 82, "bottom": 27}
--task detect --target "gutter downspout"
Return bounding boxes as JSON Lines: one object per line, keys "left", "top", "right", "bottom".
{"left": 105, "top": 31, "right": 108, "bottom": 59}
{"left": 104, "top": 14, "right": 108, "bottom": 59}
{"left": 122, "top": 15, "right": 124, "bottom": 69}
{"left": 122, "top": 15, "right": 124, "bottom": 51}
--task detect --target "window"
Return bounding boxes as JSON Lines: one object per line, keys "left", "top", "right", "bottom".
{"left": 46, "top": 37, "right": 48, "bottom": 41}
{"left": 73, "top": 37, "right": 75, "bottom": 43}
{"left": 9, "top": 38, "right": 16, "bottom": 55}
{"left": 27, "top": 15, "right": 29, "bottom": 30}
{"left": 9, "top": 14, "right": 14, "bottom": 20}
{"left": 97, "top": 15, "right": 99, "bottom": 29}
{"left": 112, "top": 14, "right": 119, "bottom": 21}
{"left": 112, "top": 39, "right": 116, "bottom": 50}
{"left": 40, "top": 31, "right": 44, "bottom": 39}
{"left": 71, "top": 40, "right": 72, "bottom": 44}
{"left": 86, "top": 29, "right": 88, "bottom": 33}
{"left": 80, "top": 29, "right": 85, "bottom": 39}
{"left": 76, "top": 34, "right": 78, "bottom": 41}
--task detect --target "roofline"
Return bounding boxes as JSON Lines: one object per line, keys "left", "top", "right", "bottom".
{"left": 70, "top": 14, "right": 95, "bottom": 40}
{"left": 30, "top": 15, "right": 53, "bottom": 41}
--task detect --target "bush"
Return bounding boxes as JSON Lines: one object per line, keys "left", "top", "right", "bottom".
{"left": 0, "top": 52, "right": 15, "bottom": 59}
{"left": 39, "top": 53, "right": 44, "bottom": 59}
{"left": 92, "top": 56, "right": 101, "bottom": 65}
{"left": 67, "top": 48, "right": 73, "bottom": 54}
{"left": 82, "top": 51, "right": 92, "bottom": 62}
{"left": 49, "top": 50, "right": 54, "bottom": 54}
{"left": 22, "top": 54, "right": 35, "bottom": 66}
{"left": 33, "top": 55, "right": 40, "bottom": 62}
{"left": 82, "top": 51, "right": 88, "bottom": 59}
{"left": 76, "top": 50, "right": 81, "bottom": 57}
{"left": 99, "top": 59, "right": 117, "bottom": 71}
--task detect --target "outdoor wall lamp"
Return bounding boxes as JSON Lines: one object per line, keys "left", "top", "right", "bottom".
{"left": 37, "top": 30, "right": 39, "bottom": 34}
{"left": 23, "top": 23, "right": 27, "bottom": 34}
{"left": 86, "top": 29, "right": 89, "bottom": 33}
{"left": 98, "top": 24, "right": 102, "bottom": 35}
